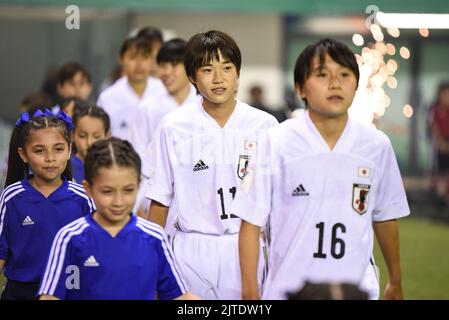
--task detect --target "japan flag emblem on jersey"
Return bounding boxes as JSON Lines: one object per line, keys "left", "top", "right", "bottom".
{"left": 352, "top": 184, "right": 371, "bottom": 215}
{"left": 244, "top": 140, "right": 257, "bottom": 150}
{"left": 237, "top": 154, "right": 251, "bottom": 180}
{"left": 358, "top": 167, "right": 371, "bottom": 177}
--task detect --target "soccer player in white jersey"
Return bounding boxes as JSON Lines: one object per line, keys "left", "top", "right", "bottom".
{"left": 132, "top": 38, "right": 198, "bottom": 164}
{"left": 146, "top": 30, "right": 278, "bottom": 299}
{"left": 97, "top": 34, "right": 166, "bottom": 141}
{"left": 130, "top": 39, "right": 197, "bottom": 232}
{"left": 231, "top": 38, "right": 410, "bottom": 300}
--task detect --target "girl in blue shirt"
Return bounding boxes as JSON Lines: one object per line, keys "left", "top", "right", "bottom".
{"left": 71, "top": 105, "right": 110, "bottom": 184}
{"left": 0, "top": 108, "right": 93, "bottom": 300}
{"left": 39, "top": 138, "right": 195, "bottom": 300}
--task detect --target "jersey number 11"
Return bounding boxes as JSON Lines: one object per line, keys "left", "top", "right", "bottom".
{"left": 217, "top": 187, "right": 238, "bottom": 220}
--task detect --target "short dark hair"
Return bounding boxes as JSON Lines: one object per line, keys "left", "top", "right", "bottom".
{"left": 84, "top": 137, "right": 141, "bottom": 185}
{"left": 294, "top": 38, "right": 359, "bottom": 91}
{"left": 157, "top": 38, "right": 187, "bottom": 65}
{"left": 136, "top": 26, "right": 163, "bottom": 52}
{"left": 57, "top": 62, "right": 92, "bottom": 85}
{"left": 184, "top": 30, "right": 241, "bottom": 80}
{"left": 119, "top": 35, "right": 152, "bottom": 57}
{"left": 72, "top": 104, "right": 110, "bottom": 134}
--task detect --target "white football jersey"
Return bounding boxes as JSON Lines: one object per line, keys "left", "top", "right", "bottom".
{"left": 97, "top": 76, "right": 166, "bottom": 141}
{"left": 230, "top": 111, "right": 410, "bottom": 299}
{"left": 131, "top": 84, "right": 198, "bottom": 178}
{"left": 146, "top": 98, "right": 278, "bottom": 235}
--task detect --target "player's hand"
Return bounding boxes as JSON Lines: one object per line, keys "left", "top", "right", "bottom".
{"left": 383, "top": 282, "right": 403, "bottom": 300}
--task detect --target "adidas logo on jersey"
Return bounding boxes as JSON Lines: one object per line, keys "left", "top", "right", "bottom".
{"left": 83, "top": 255, "right": 100, "bottom": 267}
{"left": 193, "top": 160, "right": 209, "bottom": 171}
{"left": 292, "top": 184, "right": 309, "bottom": 196}
{"left": 22, "top": 216, "right": 35, "bottom": 226}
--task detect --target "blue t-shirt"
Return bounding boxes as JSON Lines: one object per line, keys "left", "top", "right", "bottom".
{"left": 71, "top": 155, "right": 85, "bottom": 184}
{"left": 0, "top": 179, "right": 94, "bottom": 283}
{"left": 38, "top": 214, "right": 187, "bottom": 300}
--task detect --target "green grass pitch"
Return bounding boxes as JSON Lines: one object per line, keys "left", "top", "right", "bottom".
{"left": 374, "top": 217, "right": 449, "bottom": 299}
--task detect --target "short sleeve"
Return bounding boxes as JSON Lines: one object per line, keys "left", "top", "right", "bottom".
{"left": 82, "top": 195, "right": 96, "bottom": 215}
{"left": 38, "top": 232, "right": 74, "bottom": 300}
{"left": 372, "top": 137, "right": 410, "bottom": 222}
{"left": 230, "top": 130, "right": 277, "bottom": 227}
{"left": 146, "top": 126, "right": 175, "bottom": 206}
{"left": 156, "top": 235, "right": 187, "bottom": 300}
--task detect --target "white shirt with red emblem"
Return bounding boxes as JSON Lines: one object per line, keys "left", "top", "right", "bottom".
{"left": 230, "top": 110, "right": 410, "bottom": 299}
{"left": 146, "top": 98, "right": 278, "bottom": 235}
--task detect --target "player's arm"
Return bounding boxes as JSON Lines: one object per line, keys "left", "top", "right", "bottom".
{"left": 136, "top": 204, "right": 147, "bottom": 218}
{"left": 373, "top": 219, "right": 403, "bottom": 300}
{"left": 145, "top": 125, "right": 174, "bottom": 227}
{"left": 0, "top": 259, "right": 4, "bottom": 274}
{"left": 147, "top": 200, "right": 169, "bottom": 228}
{"left": 239, "top": 220, "right": 261, "bottom": 300}
{"left": 39, "top": 294, "right": 60, "bottom": 300}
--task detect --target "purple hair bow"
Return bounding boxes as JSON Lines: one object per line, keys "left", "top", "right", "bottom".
{"left": 15, "top": 112, "right": 30, "bottom": 127}
{"left": 15, "top": 108, "right": 74, "bottom": 132}
{"left": 56, "top": 111, "right": 74, "bottom": 131}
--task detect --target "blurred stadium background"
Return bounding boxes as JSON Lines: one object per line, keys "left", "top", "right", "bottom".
{"left": 1, "top": 0, "right": 449, "bottom": 299}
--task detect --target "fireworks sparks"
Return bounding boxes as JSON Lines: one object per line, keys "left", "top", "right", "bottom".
{"left": 403, "top": 104, "right": 414, "bottom": 118}
{"left": 400, "top": 47, "right": 411, "bottom": 59}
{"left": 350, "top": 18, "right": 417, "bottom": 125}
{"left": 352, "top": 34, "right": 364, "bottom": 46}
{"left": 419, "top": 28, "right": 429, "bottom": 37}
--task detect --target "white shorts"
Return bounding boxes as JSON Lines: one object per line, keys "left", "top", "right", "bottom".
{"left": 171, "top": 231, "right": 264, "bottom": 300}
{"left": 359, "top": 258, "right": 380, "bottom": 300}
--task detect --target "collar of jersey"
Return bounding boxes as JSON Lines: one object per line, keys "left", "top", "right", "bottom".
{"left": 21, "top": 177, "right": 69, "bottom": 201}
{"left": 197, "top": 98, "right": 244, "bottom": 130}
{"left": 86, "top": 212, "right": 136, "bottom": 239}
{"left": 303, "top": 110, "right": 358, "bottom": 154}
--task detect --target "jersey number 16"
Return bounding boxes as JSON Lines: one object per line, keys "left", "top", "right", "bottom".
{"left": 313, "top": 222, "right": 346, "bottom": 259}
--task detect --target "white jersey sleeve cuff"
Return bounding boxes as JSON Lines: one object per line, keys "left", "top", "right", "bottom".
{"left": 372, "top": 200, "right": 410, "bottom": 222}
{"left": 145, "top": 186, "right": 173, "bottom": 207}
{"left": 230, "top": 196, "right": 269, "bottom": 228}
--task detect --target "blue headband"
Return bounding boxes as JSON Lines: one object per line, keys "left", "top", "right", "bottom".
{"left": 15, "top": 109, "right": 74, "bottom": 132}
